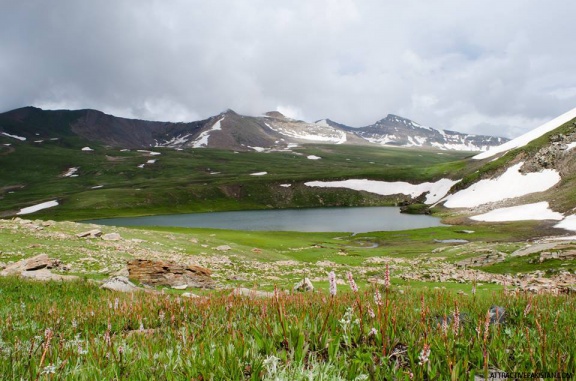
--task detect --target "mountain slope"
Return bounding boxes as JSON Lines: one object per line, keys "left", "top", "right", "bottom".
{"left": 0, "top": 106, "right": 507, "bottom": 152}
{"left": 439, "top": 108, "right": 576, "bottom": 231}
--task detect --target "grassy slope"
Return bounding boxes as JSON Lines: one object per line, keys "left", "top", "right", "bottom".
{"left": 0, "top": 135, "right": 473, "bottom": 220}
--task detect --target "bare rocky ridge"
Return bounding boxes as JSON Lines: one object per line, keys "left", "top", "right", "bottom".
{"left": 127, "top": 259, "right": 215, "bottom": 289}
{"left": 0, "top": 106, "right": 508, "bottom": 152}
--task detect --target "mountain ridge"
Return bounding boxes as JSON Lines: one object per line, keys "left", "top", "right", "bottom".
{"left": 0, "top": 106, "right": 508, "bottom": 152}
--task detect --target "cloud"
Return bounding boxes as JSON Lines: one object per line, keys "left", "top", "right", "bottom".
{"left": 1, "top": 0, "right": 575, "bottom": 138}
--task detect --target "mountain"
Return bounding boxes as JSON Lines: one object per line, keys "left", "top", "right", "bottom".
{"left": 349, "top": 114, "right": 508, "bottom": 151}
{"left": 0, "top": 106, "right": 507, "bottom": 152}
{"left": 439, "top": 106, "right": 576, "bottom": 230}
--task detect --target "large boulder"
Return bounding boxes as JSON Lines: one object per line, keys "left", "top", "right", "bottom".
{"left": 101, "top": 276, "right": 140, "bottom": 292}
{"left": 0, "top": 254, "right": 61, "bottom": 276}
{"left": 127, "top": 259, "right": 215, "bottom": 289}
{"left": 20, "top": 269, "right": 79, "bottom": 282}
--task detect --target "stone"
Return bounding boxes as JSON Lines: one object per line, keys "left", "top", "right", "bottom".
{"left": 230, "top": 287, "right": 275, "bottom": 298}
{"left": 293, "top": 278, "right": 314, "bottom": 292}
{"left": 101, "top": 276, "right": 140, "bottom": 292}
{"left": 215, "top": 245, "right": 232, "bottom": 251}
{"left": 127, "top": 259, "right": 215, "bottom": 289}
{"left": 76, "top": 229, "right": 102, "bottom": 238}
{"left": 181, "top": 292, "right": 200, "bottom": 298}
{"left": 488, "top": 305, "right": 506, "bottom": 324}
{"left": 102, "top": 233, "right": 122, "bottom": 241}
{"left": 20, "top": 269, "right": 79, "bottom": 282}
{"left": 172, "top": 284, "right": 187, "bottom": 290}
{"left": 0, "top": 254, "right": 60, "bottom": 276}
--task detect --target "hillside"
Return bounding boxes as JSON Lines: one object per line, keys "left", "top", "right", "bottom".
{"left": 0, "top": 106, "right": 507, "bottom": 152}
{"left": 438, "top": 107, "right": 576, "bottom": 232}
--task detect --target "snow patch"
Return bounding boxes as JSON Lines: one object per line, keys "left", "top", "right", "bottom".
{"left": 17, "top": 200, "right": 59, "bottom": 215}
{"left": 470, "top": 202, "right": 563, "bottom": 222}
{"left": 305, "top": 178, "right": 459, "bottom": 204}
{"left": 250, "top": 172, "right": 268, "bottom": 176}
{"left": 137, "top": 164, "right": 145, "bottom": 168}
{"left": 566, "top": 142, "right": 576, "bottom": 151}
{"left": 249, "top": 146, "right": 266, "bottom": 152}
{"left": 81, "top": 147, "right": 93, "bottom": 151}
{"left": 192, "top": 117, "right": 224, "bottom": 148}
{"left": 555, "top": 215, "right": 576, "bottom": 232}
{"left": 443, "top": 163, "right": 561, "bottom": 208}
{"left": 137, "top": 150, "right": 161, "bottom": 155}
{"left": 91, "top": 185, "right": 104, "bottom": 189}
{"left": 1, "top": 132, "right": 26, "bottom": 141}
{"left": 474, "top": 107, "right": 576, "bottom": 160}
{"left": 280, "top": 184, "right": 291, "bottom": 188}
{"left": 62, "top": 167, "right": 79, "bottom": 177}
{"left": 146, "top": 159, "right": 156, "bottom": 164}
{"left": 307, "top": 155, "right": 321, "bottom": 160}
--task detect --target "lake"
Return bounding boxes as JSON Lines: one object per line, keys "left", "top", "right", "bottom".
{"left": 84, "top": 207, "right": 445, "bottom": 233}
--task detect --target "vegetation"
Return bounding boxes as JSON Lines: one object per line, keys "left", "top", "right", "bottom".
{"left": 0, "top": 275, "right": 574, "bottom": 380}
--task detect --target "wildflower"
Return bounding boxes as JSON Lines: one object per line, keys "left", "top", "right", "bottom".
{"left": 77, "top": 344, "right": 88, "bottom": 355}
{"left": 263, "top": 355, "right": 280, "bottom": 377}
{"left": 118, "top": 345, "right": 124, "bottom": 355}
{"left": 367, "top": 305, "right": 375, "bottom": 319}
{"left": 523, "top": 302, "right": 532, "bottom": 317}
{"left": 139, "top": 320, "right": 144, "bottom": 332}
{"left": 384, "top": 264, "right": 390, "bottom": 288}
{"left": 104, "top": 331, "right": 111, "bottom": 346}
{"left": 72, "top": 319, "right": 78, "bottom": 329}
{"left": 453, "top": 304, "right": 460, "bottom": 335}
{"left": 483, "top": 309, "right": 491, "bottom": 343}
{"left": 374, "top": 289, "right": 382, "bottom": 306}
{"left": 44, "top": 328, "right": 52, "bottom": 339}
{"left": 347, "top": 271, "right": 358, "bottom": 293}
{"left": 114, "top": 298, "right": 119, "bottom": 310}
{"left": 159, "top": 310, "right": 165, "bottom": 323}
{"left": 441, "top": 315, "right": 448, "bottom": 336}
{"left": 41, "top": 364, "right": 56, "bottom": 375}
{"left": 369, "top": 327, "right": 378, "bottom": 337}
{"left": 418, "top": 343, "right": 431, "bottom": 365}
{"left": 328, "top": 271, "right": 337, "bottom": 297}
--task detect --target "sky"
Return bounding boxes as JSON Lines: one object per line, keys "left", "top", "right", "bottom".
{"left": 1, "top": 1, "right": 576, "bottom": 138}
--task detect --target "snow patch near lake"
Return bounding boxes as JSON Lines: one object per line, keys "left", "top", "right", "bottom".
{"left": 1, "top": 132, "right": 26, "bottom": 141}
{"left": 307, "top": 155, "right": 321, "bottom": 160}
{"left": 250, "top": 172, "right": 267, "bottom": 176}
{"left": 555, "top": 215, "right": 576, "bottom": 232}
{"left": 443, "top": 163, "right": 561, "bottom": 208}
{"left": 473, "top": 107, "right": 576, "bottom": 160}
{"left": 470, "top": 202, "right": 563, "bottom": 222}
{"left": 17, "top": 200, "right": 59, "bottom": 215}
{"left": 305, "top": 178, "right": 459, "bottom": 204}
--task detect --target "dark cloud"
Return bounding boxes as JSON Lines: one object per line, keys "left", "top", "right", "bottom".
{"left": 1, "top": 0, "right": 575, "bottom": 138}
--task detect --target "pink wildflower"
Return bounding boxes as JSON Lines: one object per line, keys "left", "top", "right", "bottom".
{"left": 418, "top": 343, "right": 431, "bottom": 365}
{"left": 347, "top": 271, "right": 358, "bottom": 293}
{"left": 328, "top": 271, "right": 337, "bottom": 297}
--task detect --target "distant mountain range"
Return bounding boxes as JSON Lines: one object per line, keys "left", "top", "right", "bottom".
{"left": 0, "top": 106, "right": 508, "bottom": 151}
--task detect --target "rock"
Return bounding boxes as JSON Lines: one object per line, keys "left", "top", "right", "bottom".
{"left": 190, "top": 238, "right": 198, "bottom": 244}
{"left": 182, "top": 292, "right": 200, "bottom": 298}
{"left": 76, "top": 229, "right": 102, "bottom": 238}
{"left": 20, "top": 269, "right": 79, "bottom": 282}
{"left": 127, "top": 259, "right": 215, "bottom": 289}
{"left": 102, "top": 233, "right": 122, "bottom": 241}
{"left": 293, "top": 278, "right": 314, "bottom": 292}
{"left": 488, "top": 305, "right": 506, "bottom": 324}
{"left": 227, "top": 274, "right": 248, "bottom": 281}
{"left": 0, "top": 254, "right": 60, "bottom": 276}
{"left": 215, "top": 245, "right": 232, "bottom": 251}
{"left": 101, "top": 276, "right": 140, "bottom": 292}
{"left": 172, "top": 284, "right": 187, "bottom": 290}
{"left": 251, "top": 248, "right": 262, "bottom": 253}
{"left": 230, "top": 287, "right": 275, "bottom": 298}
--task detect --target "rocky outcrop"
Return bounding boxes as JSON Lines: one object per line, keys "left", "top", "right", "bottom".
{"left": 230, "top": 287, "right": 275, "bottom": 298}
{"left": 293, "top": 278, "right": 314, "bottom": 292}
{"left": 456, "top": 251, "right": 506, "bottom": 267}
{"left": 127, "top": 259, "right": 215, "bottom": 289}
{"left": 76, "top": 229, "right": 102, "bottom": 238}
{"left": 0, "top": 254, "right": 78, "bottom": 281}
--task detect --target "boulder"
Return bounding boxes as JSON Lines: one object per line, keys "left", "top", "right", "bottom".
{"left": 215, "top": 245, "right": 232, "bottom": 251}
{"left": 101, "top": 276, "right": 140, "bottom": 292}
{"left": 0, "top": 254, "right": 60, "bottom": 276}
{"left": 20, "top": 269, "right": 79, "bottom": 282}
{"left": 102, "top": 233, "right": 122, "bottom": 241}
{"left": 76, "top": 229, "right": 102, "bottom": 238}
{"left": 489, "top": 305, "right": 506, "bottom": 324}
{"left": 293, "top": 278, "right": 314, "bottom": 292}
{"left": 127, "top": 259, "right": 215, "bottom": 289}
{"left": 230, "top": 287, "right": 275, "bottom": 298}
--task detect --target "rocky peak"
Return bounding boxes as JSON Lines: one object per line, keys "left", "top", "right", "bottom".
{"left": 264, "top": 111, "right": 286, "bottom": 118}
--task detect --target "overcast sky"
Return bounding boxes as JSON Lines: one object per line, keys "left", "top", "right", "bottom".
{"left": 1, "top": 1, "right": 576, "bottom": 138}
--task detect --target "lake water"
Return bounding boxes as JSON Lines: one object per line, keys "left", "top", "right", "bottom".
{"left": 84, "top": 207, "right": 445, "bottom": 233}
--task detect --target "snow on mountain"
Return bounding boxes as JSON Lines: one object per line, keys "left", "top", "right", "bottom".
{"left": 470, "top": 202, "right": 563, "bottom": 222}
{"left": 443, "top": 163, "right": 561, "bottom": 208}
{"left": 305, "top": 178, "right": 459, "bottom": 204}
{"left": 473, "top": 107, "right": 576, "bottom": 160}
{"left": 1, "top": 132, "right": 26, "bottom": 141}
{"left": 263, "top": 119, "right": 347, "bottom": 144}
{"left": 16, "top": 200, "right": 59, "bottom": 215}
{"left": 192, "top": 117, "right": 225, "bottom": 148}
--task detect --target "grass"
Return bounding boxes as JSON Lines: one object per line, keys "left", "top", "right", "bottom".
{"left": 0, "top": 135, "right": 472, "bottom": 220}
{"left": 0, "top": 276, "right": 574, "bottom": 380}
